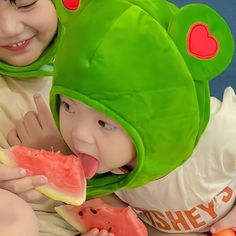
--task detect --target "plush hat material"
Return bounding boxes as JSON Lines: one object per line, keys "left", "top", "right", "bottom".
{"left": 51, "top": 0, "right": 234, "bottom": 198}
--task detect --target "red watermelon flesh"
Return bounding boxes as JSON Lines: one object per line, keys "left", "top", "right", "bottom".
{"left": 55, "top": 198, "right": 148, "bottom": 235}
{"left": 0, "top": 146, "right": 86, "bottom": 205}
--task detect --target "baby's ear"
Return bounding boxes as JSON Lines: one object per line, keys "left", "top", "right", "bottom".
{"left": 54, "top": 0, "right": 82, "bottom": 24}
{"left": 168, "top": 4, "right": 234, "bottom": 81}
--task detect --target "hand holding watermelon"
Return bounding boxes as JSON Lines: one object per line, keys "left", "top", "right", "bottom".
{"left": 80, "top": 228, "right": 114, "bottom": 236}
{"left": 0, "top": 162, "right": 49, "bottom": 204}
{"left": 0, "top": 145, "right": 86, "bottom": 205}
{"left": 55, "top": 198, "right": 148, "bottom": 236}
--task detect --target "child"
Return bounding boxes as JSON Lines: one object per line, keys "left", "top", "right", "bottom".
{"left": 8, "top": 0, "right": 236, "bottom": 235}
{"left": 0, "top": 0, "right": 67, "bottom": 151}
{"left": 0, "top": 0, "right": 76, "bottom": 235}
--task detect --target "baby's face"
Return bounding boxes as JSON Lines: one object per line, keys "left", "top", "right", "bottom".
{"left": 0, "top": 0, "right": 57, "bottom": 66}
{"left": 59, "top": 96, "right": 136, "bottom": 177}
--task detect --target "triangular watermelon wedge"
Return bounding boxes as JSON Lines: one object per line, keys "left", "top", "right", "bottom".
{"left": 55, "top": 198, "right": 148, "bottom": 235}
{"left": 0, "top": 146, "right": 86, "bottom": 205}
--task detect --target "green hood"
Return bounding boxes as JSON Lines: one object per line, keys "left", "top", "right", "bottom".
{"left": 51, "top": 0, "right": 234, "bottom": 198}
{"left": 0, "top": 16, "right": 62, "bottom": 78}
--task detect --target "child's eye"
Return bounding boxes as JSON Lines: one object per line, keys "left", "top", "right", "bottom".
{"left": 16, "top": 0, "right": 38, "bottom": 9}
{"left": 60, "top": 101, "right": 75, "bottom": 114}
{"left": 98, "top": 120, "right": 116, "bottom": 131}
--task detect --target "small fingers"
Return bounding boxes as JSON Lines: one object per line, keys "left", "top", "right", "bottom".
{"left": 0, "top": 175, "right": 47, "bottom": 194}
{"left": 7, "top": 128, "right": 22, "bottom": 146}
{"left": 98, "top": 229, "right": 114, "bottom": 236}
{"left": 82, "top": 228, "right": 99, "bottom": 236}
{"left": 18, "top": 189, "right": 48, "bottom": 204}
{"left": 0, "top": 164, "right": 26, "bottom": 181}
{"left": 23, "top": 111, "right": 42, "bottom": 134}
{"left": 81, "top": 229, "right": 114, "bottom": 236}
{"left": 34, "top": 94, "right": 56, "bottom": 130}
{"left": 15, "top": 121, "right": 29, "bottom": 144}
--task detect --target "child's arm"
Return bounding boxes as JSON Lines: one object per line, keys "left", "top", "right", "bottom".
{"left": 7, "top": 94, "right": 70, "bottom": 154}
{"left": 0, "top": 189, "right": 39, "bottom": 236}
{"left": 210, "top": 205, "right": 236, "bottom": 234}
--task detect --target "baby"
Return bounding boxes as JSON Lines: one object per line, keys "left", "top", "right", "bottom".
{"left": 7, "top": 0, "right": 236, "bottom": 235}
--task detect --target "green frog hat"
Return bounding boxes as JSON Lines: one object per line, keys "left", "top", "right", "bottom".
{"left": 51, "top": 0, "right": 234, "bottom": 198}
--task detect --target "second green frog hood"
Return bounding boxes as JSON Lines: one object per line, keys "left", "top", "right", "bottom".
{"left": 51, "top": 0, "right": 234, "bottom": 198}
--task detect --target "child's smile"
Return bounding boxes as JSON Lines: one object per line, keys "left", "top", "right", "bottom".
{"left": 1, "top": 37, "right": 33, "bottom": 52}
{"left": 0, "top": 0, "right": 57, "bottom": 66}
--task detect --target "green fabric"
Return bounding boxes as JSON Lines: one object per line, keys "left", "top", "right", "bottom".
{"left": 0, "top": 23, "right": 63, "bottom": 78}
{"left": 51, "top": 0, "right": 234, "bottom": 198}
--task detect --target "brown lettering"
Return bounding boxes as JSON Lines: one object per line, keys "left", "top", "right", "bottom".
{"left": 133, "top": 207, "right": 171, "bottom": 230}
{"left": 197, "top": 200, "right": 217, "bottom": 219}
{"left": 217, "top": 186, "right": 233, "bottom": 203}
{"left": 166, "top": 211, "right": 190, "bottom": 231}
{"left": 184, "top": 207, "right": 205, "bottom": 228}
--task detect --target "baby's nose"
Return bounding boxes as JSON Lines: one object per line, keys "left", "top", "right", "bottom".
{"left": 72, "top": 123, "right": 95, "bottom": 145}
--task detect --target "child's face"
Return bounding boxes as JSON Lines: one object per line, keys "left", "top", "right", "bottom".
{"left": 0, "top": 0, "right": 57, "bottom": 66}
{"left": 59, "top": 96, "right": 136, "bottom": 175}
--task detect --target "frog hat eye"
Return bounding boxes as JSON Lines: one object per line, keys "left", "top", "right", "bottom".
{"left": 62, "top": 0, "right": 80, "bottom": 10}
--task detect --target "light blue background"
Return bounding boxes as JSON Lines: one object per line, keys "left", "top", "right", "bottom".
{"left": 169, "top": 0, "right": 236, "bottom": 99}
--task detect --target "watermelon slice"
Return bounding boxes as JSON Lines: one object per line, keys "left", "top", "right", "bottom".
{"left": 0, "top": 146, "right": 86, "bottom": 205}
{"left": 55, "top": 198, "right": 148, "bottom": 235}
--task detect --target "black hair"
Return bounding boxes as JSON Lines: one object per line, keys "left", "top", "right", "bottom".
{"left": 8, "top": 0, "right": 17, "bottom": 5}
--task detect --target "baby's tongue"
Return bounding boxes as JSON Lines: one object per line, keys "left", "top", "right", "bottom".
{"left": 79, "top": 154, "right": 99, "bottom": 179}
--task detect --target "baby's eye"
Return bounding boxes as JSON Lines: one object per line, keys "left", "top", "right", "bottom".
{"left": 98, "top": 120, "right": 116, "bottom": 131}
{"left": 60, "top": 101, "right": 75, "bottom": 114}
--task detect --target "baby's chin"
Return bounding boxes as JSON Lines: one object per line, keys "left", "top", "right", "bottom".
{"left": 96, "top": 167, "right": 111, "bottom": 174}
{"left": 97, "top": 166, "right": 126, "bottom": 175}
{"left": 96, "top": 164, "right": 120, "bottom": 174}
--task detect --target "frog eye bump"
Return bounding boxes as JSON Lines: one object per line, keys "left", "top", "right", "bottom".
{"left": 62, "top": 0, "right": 80, "bottom": 10}
{"left": 187, "top": 23, "right": 219, "bottom": 59}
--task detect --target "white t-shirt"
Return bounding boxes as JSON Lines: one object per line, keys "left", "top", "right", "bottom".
{"left": 116, "top": 87, "right": 236, "bottom": 233}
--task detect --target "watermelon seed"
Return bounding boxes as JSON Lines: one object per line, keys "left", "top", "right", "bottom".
{"left": 78, "top": 211, "right": 84, "bottom": 216}
{"left": 90, "top": 208, "right": 97, "bottom": 214}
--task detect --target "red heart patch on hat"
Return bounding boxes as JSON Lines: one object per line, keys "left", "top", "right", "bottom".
{"left": 63, "top": 0, "right": 80, "bottom": 10}
{"left": 187, "top": 23, "right": 219, "bottom": 59}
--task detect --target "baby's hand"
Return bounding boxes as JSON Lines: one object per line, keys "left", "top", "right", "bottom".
{"left": 0, "top": 163, "right": 48, "bottom": 204}
{"left": 210, "top": 205, "right": 236, "bottom": 233}
{"left": 7, "top": 94, "right": 70, "bottom": 154}
{"left": 81, "top": 228, "right": 115, "bottom": 236}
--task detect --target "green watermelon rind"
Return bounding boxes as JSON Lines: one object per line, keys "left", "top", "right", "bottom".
{"left": 55, "top": 199, "right": 148, "bottom": 236}
{"left": 0, "top": 148, "right": 86, "bottom": 205}
{"left": 36, "top": 183, "right": 86, "bottom": 206}
{"left": 55, "top": 205, "right": 85, "bottom": 233}
{"left": 0, "top": 149, "right": 15, "bottom": 166}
